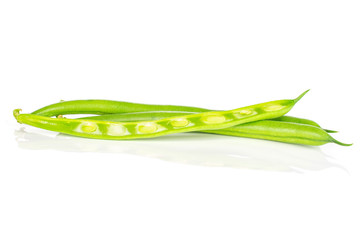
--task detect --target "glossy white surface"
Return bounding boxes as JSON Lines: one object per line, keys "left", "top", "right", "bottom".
{"left": 1, "top": 0, "right": 359, "bottom": 239}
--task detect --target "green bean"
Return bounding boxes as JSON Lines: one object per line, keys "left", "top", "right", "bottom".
{"left": 204, "top": 121, "right": 350, "bottom": 146}
{"left": 272, "top": 116, "right": 337, "bottom": 133}
{"left": 30, "top": 91, "right": 308, "bottom": 117}
{"left": 31, "top": 100, "right": 212, "bottom": 117}
{"left": 79, "top": 111, "right": 347, "bottom": 146}
{"left": 13, "top": 91, "right": 305, "bottom": 140}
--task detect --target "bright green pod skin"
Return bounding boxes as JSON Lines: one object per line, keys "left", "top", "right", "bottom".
{"left": 273, "top": 116, "right": 321, "bottom": 127}
{"left": 80, "top": 112, "right": 347, "bottom": 146}
{"left": 13, "top": 92, "right": 305, "bottom": 140}
{"left": 204, "top": 122, "right": 350, "bottom": 146}
{"left": 81, "top": 111, "right": 198, "bottom": 121}
{"left": 272, "top": 116, "right": 337, "bottom": 133}
{"left": 30, "top": 91, "right": 306, "bottom": 117}
{"left": 31, "top": 100, "right": 211, "bottom": 117}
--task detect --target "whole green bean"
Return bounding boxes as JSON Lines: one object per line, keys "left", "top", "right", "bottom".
{"left": 79, "top": 112, "right": 347, "bottom": 146}
{"left": 30, "top": 91, "right": 306, "bottom": 117}
{"left": 272, "top": 116, "right": 337, "bottom": 133}
{"left": 204, "top": 121, "right": 350, "bottom": 146}
{"left": 31, "top": 100, "right": 211, "bottom": 117}
{"left": 13, "top": 91, "right": 305, "bottom": 140}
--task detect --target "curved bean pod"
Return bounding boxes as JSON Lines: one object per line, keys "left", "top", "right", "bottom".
{"left": 31, "top": 91, "right": 308, "bottom": 117}
{"left": 272, "top": 116, "right": 337, "bottom": 133}
{"left": 31, "top": 100, "right": 211, "bottom": 117}
{"left": 79, "top": 112, "right": 347, "bottom": 146}
{"left": 204, "top": 121, "right": 350, "bottom": 146}
{"left": 13, "top": 92, "right": 305, "bottom": 140}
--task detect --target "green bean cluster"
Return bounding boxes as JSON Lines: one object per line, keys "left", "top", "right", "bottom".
{"left": 13, "top": 90, "right": 351, "bottom": 146}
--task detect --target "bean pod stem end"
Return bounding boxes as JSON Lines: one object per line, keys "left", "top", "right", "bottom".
{"left": 13, "top": 109, "right": 22, "bottom": 123}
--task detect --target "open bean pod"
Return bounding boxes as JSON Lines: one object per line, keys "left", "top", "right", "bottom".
{"left": 14, "top": 92, "right": 305, "bottom": 140}
{"left": 30, "top": 90, "right": 335, "bottom": 133}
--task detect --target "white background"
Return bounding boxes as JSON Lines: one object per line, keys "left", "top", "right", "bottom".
{"left": 1, "top": 1, "right": 359, "bottom": 239}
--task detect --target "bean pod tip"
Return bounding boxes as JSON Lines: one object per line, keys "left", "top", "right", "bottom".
{"left": 330, "top": 136, "right": 353, "bottom": 146}
{"left": 294, "top": 89, "right": 310, "bottom": 104}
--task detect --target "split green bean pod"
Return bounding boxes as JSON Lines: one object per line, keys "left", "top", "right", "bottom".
{"left": 30, "top": 90, "right": 334, "bottom": 133}
{"left": 14, "top": 92, "right": 305, "bottom": 140}
{"left": 81, "top": 112, "right": 348, "bottom": 146}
